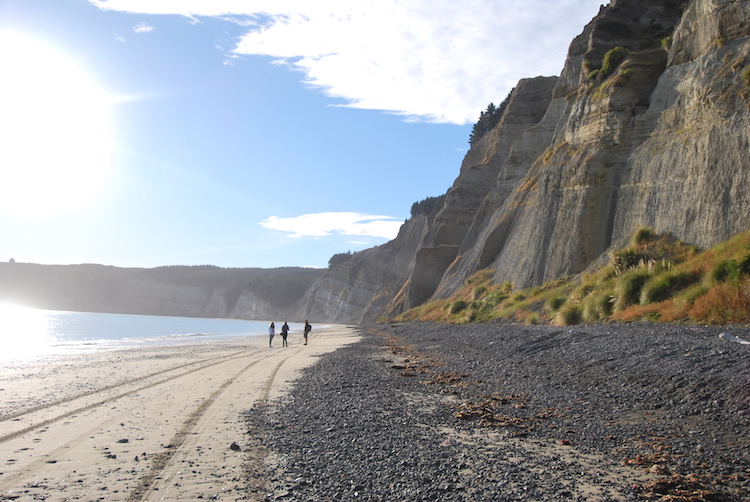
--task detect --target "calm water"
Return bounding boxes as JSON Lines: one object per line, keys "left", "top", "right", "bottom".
{"left": 0, "top": 303, "right": 294, "bottom": 362}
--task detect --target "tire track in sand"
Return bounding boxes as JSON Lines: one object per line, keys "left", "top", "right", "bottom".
{"left": 0, "top": 350, "right": 261, "bottom": 444}
{"left": 125, "top": 349, "right": 300, "bottom": 502}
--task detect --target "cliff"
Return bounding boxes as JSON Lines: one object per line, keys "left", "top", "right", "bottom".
{"left": 300, "top": 0, "right": 750, "bottom": 323}
{"left": 0, "top": 263, "right": 319, "bottom": 321}
{"left": 4, "top": 0, "right": 750, "bottom": 325}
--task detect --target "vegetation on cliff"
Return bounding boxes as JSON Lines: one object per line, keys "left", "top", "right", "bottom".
{"left": 328, "top": 251, "right": 354, "bottom": 268}
{"left": 394, "top": 228, "right": 750, "bottom": 326}
{"left": 410, "top": 193, "right": 447, "bottom": 218}
{"left": 467, "top": 88, "right": 513, "bottom": 147}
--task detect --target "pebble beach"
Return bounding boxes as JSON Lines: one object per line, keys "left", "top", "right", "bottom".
{"left": 250, "top": 322, "right": 750, "bottom": 501}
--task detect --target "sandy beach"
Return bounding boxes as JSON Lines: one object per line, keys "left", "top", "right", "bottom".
{"left": 0, "top": 325, "right": 361, "bottom": 501}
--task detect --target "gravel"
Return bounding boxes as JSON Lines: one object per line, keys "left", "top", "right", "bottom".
{"left": 243, "top": 323, "right": 750, "bottom": 501}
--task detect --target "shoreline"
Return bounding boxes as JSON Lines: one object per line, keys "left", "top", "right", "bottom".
{"left": 0, "top": 304, "right": 326, "bottom": 363}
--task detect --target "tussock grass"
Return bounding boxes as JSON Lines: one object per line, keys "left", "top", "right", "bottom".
{"left": 615, "top": 270, "right": 652, "bottom": 310}
{"left": 392, "top": 228, "right": 750, "bottom": 326}
{"left": 554, "top": 304, "right": 582, "bottom": 326}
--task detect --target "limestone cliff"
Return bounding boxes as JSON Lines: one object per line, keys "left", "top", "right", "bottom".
{"left": 300, "top": 0, "right": 750, "bottom": 323}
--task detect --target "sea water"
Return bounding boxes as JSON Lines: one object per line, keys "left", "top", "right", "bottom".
{"left": 0, "top": 303, "right": 294, "bottom": 362}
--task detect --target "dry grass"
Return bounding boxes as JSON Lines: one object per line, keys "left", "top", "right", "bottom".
{"left": 391, "top": 228, "right": 750, "bottom": 326}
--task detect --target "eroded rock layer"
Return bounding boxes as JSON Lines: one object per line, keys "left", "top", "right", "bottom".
{"left": 302, "top": 0, "right": 750, "bottom": 323}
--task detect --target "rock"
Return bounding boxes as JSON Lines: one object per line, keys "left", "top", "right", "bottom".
{"left": 295, "top": 0, "right": 750, "bottom": 322}
{"left": 245, "top": 323, "right": 750, "bottom": 501}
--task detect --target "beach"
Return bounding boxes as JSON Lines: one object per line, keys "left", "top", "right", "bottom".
{"left": 3, "top": 322, "right": 750, "bottom": 501}
{"left": 253, "top": 323, "right": 750, "bottom": 501}
{"left": 0, "top": 325, "right": 361, "bottom": 501}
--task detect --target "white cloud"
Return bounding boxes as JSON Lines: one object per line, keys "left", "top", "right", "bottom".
{"left": 260, "top": 212, "right": 403, "bottom": 240}
{"left": 133, "top": 22, "right": 154, "bottom": 34}
{"left": 90, "top": 0, "right": 602, "bottom": 124}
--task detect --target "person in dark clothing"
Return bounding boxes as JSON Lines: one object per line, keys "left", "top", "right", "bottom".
{"left": 303, "top": 320, "right": 311, "bottom": 345}
{"left": 281, "top": 322, "right": 289, "bottom": 347}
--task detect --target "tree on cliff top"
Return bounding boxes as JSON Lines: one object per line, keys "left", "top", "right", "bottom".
{"left": 468, "top": 88, "right": 514, "bottom": 147}
{"left": 328, "top": 251, "right": 353, "bottom": 268}
{"left": 411, "top": 193, "right": 447, "bottom": 218}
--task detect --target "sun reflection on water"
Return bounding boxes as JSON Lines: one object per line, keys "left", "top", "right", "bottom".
{"left": 0, "top": 303, "right": 57, "bottom": 361}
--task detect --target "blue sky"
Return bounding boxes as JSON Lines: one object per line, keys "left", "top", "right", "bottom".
{"left": 0, "top": 0, "right": 602, "bottom": 269}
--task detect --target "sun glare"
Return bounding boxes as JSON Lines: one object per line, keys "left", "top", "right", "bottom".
{"left": 0, "top": 31, "right": 114, "bottom": 215}
{"left": 0, "top": 302, "right": 55, "bottom": 361}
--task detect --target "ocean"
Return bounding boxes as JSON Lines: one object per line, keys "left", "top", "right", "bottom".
{"left": 0, "top": 303, "right": 297, "bottom": 362}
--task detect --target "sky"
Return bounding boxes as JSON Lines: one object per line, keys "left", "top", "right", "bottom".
{"left": 0, "top": 0, "right": 603, "bottom": 270}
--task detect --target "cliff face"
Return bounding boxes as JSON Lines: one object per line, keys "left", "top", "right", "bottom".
{"left": 301, "top": 0, "right": 750, "bottom": 323}
{"left": 5, "top": 0, "right": 748, "bottom": 326}
{"left": 0, "top": 263, "right": 319, "bottom": 321}
{"left": 301, "top": 215, "right": 431, "bottom": 323}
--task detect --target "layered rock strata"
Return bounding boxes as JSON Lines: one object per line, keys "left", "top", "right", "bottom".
{"left": 301, "top": 0, "right": 750, "bottom": 323}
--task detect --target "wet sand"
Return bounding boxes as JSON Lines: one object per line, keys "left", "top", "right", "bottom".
{"left": 0, "top": 325, "right": 360, "bottom": 501}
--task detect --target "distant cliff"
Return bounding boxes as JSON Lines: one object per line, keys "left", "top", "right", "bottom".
{"left": 0, "top": 263, "right": 318, "bottom": 320}
{"left": 298, "top": 0, "right": 750, "bottom": 323}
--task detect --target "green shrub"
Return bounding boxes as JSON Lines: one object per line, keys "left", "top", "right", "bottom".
{"left": 450, "top": 299, "right": 468, "bottom": 314}
{"left": 642, "top": 269, "right": 701, "bottom": 305}
{"left": 486, "top": 289, "right": 509, "bottom": 307}
{"left": 680, "top": 284, "right": 709, "bottom": 304}
{"left": 499, "top": 281, "right": 514, "bottom": 294}
{"left": 600, "top": 47, "right": 630, "bottom": 78}
{"left": 743, "top": 67, "right": 750, "bottom": 87}
{"left": 640, "top": 275, "right": 672, "bottom": 305}
{"left": 645, "top": 311, "right": 662, "bottom": 322}
{"left": 633, "top": 227, "right": 656, "bottom": 245}
{"left": 473, "top": 285, "right": 488, "bottom": 300}
{"left": 581, "top": 291, "right": 614, "bottom": 322}
{"left": 739, "top": 253, "right": 750, "bottom": 275}
{"left": 610, "top": 248, "right": 645, "bottom": 274}
{"left": 545, "top": 296, "right": 566, "bottom": 312}
{"left": 555, "top": 304, "right": 582, "bottom": 326}
{"left": 615, "top": 269, "right": 652, "bottom": 310}
{"left": 571, "top": 284, "right": 594, "bottom": 302}
{"left": 462, "top": 310, "right": 477, "bottom": 323}
{"left": 710, "top": 259, "right": 742, "bottom": 284}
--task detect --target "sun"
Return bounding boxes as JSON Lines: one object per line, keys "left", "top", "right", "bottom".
{"left": 0, "top": 31, "right": 114, "bottom": 215}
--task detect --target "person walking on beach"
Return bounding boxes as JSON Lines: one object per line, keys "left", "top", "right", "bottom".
{"left": 303, "top": 320, "right": 311, "bottom": 345}
{"left": 280, "top": 322, "right": 289, "bottom": 347}
{"left": 268, "top": 322, "right": 275, "bottom": 348}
